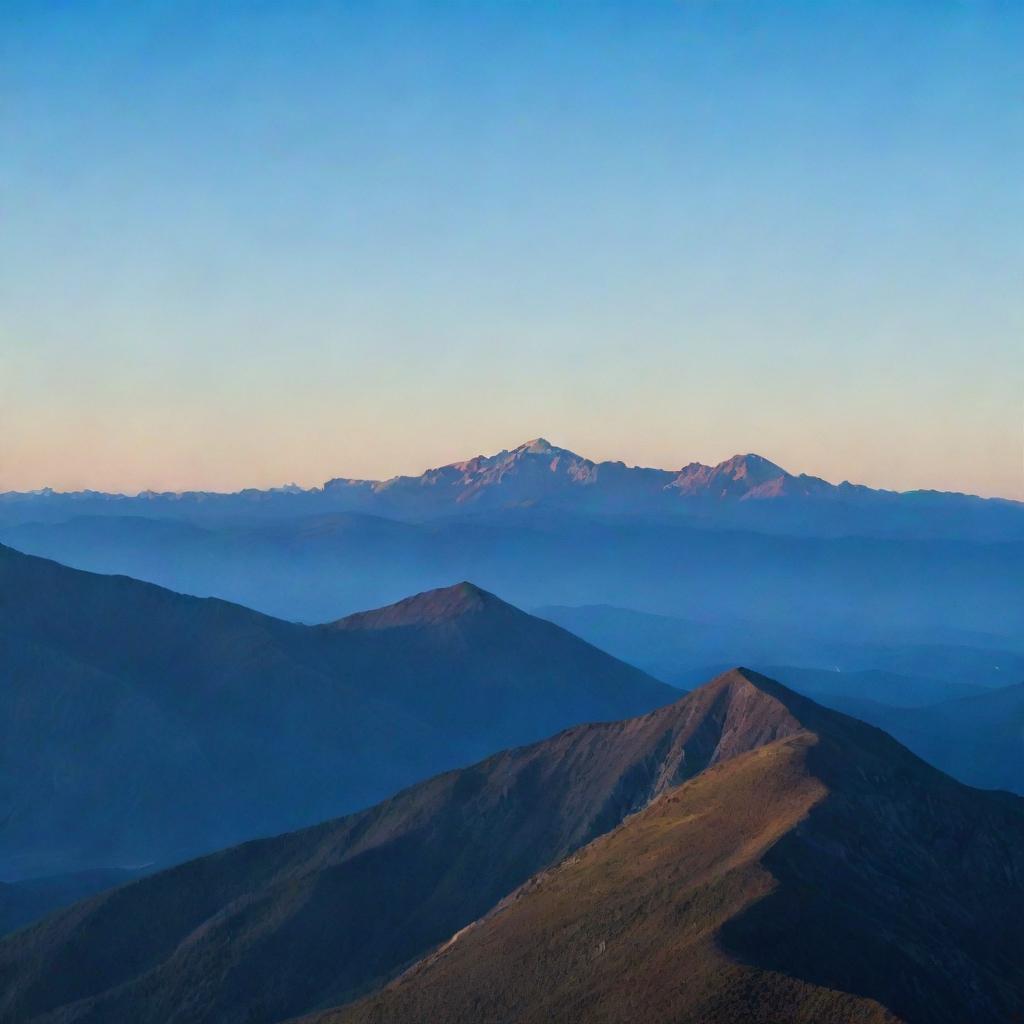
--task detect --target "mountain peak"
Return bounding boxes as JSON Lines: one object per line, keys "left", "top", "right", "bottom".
{"left": 326, "top": 581, "right": 502, "bottom": 630}
{"left": 669, "top": 453, "right": 791, "bottom": 498}
{"left": 718, "top": 453, "right": 788, "bottom": 480}
{"left": 512, "top": 437, "right": 568, "bottom": 456}
{"left": 700, "top": 666, "right": 869, "bottom": 731}
{"left": 650, "top": 667, "right": 813, "bottom": 766}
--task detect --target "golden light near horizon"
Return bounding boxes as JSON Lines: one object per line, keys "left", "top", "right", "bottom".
{"left": 2, "top": 1, "right": 1021, "bottom": 501}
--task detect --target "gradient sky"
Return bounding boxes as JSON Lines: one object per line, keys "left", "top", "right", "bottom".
{"left": 2, "top": 1, "right": 1022, "bottom": 498}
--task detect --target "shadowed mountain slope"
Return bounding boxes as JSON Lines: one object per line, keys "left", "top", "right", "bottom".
{"left": 0, "top": 869, "right": 148, "bottom": 938}
{"left": 0, "top": 543, "right": 674, "bottom": 881}
{"left": 1, "top": 671, "right": 1021, "bottom": 1024}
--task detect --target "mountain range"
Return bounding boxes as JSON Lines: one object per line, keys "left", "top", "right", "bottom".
{"left": 4, "top": 438, "right": 1023, "bottom": 539}
{"left": 0, "top": 543, "right": 674, "bottom": 883}
{"left": 320, "top": 441, "right": 844, "bottom": 514}
{"left": 1, "top": 669, "right": 1020, "bottom": 1024}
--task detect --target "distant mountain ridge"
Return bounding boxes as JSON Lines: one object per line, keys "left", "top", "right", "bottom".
{"left": 822, "top": 681, "right": 1024, "bottom": 794}
{"left": 320, "top": 439, "right": 854, "bottom": 512}
{"left": 3, "top": 438, "right": 1020, "bottom": 532}
{"left": 1, "top": 670, "right": 1020, "bottom": 1024}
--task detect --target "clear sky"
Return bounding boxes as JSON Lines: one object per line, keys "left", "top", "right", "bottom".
{"left": 2, "top": 1, "right": 1022, "bottom": 498}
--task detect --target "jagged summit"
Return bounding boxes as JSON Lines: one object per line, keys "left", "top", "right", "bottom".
{"left": 319, "top": 441, "right": 822, "bottom": 514}
{"left": 326, "top": 581, "right": 502, "bottom": 630}
{"left": 512, "top": 437, "right": 564, "bottom": 455}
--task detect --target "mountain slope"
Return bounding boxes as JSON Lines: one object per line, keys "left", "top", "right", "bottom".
{"left": 0, "top": 869, "right": 147, "bottom": 938}
{"left": 0, "top": 543, "right": 674, "bottom": 881}
{"left": 315, "top": 674, "right": 1024, "bottom": 1024}
{"left": 1, "top": 671, "right": 1021, "bottom": 1024}
{"left": 0, "top": 671, "right": 817, "bottom": 1024}
{"left": 322, "top": 737, "right": 893, "bottom": 1024}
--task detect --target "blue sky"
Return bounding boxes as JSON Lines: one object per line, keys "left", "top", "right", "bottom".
{"left": 2, "top": 1, "right": 1022, "bottom": 497}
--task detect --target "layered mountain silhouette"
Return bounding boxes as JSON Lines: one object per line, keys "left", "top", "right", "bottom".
{"left": 4, "top": 498, "right": 1023, "bottom": 649}
{"left": 0, "top": 543, "right": 674, "bottom": 882}
{"left": 824, "top": 681, "right": 1024, "bottom": 794}
{"left": 1, "top": 670, "right": 1020, "bottom": 1024}
{"left": 537, "top": 604, "right": 1023, "bottom": 695}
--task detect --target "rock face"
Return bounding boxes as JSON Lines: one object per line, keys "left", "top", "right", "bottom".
{"left": 1, "top": 670, "right": 1021, "bottom": 1024}
{"left": 0, "top": 543, "right": 675, "bottom": 880}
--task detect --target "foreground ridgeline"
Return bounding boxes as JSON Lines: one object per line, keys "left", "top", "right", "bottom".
{"left": 0, "top": 543, "right": 674, "bottom": 881}
{"left": 1, "top": 669, "right": 1021, "bottom": 1024}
